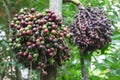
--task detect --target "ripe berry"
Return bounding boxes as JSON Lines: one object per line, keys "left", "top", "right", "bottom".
{"left": 27, "top": 54, "right": 33, "bottom": 60}
{"left": 10, "top": 23, "right": 14, "bottom": 28}
{"left": 43, "top": 29, "right": 48, "bottom": 33}
{"left": 59, "top": 33, "right": 64, "bottom": 37}
{"left": 23, "top": 52, "right": 27, "bottom": 57}
{"left": 30, "top": 8, "right": 35, "bottom": 13}
{"left": 42, "top": 71, "right": 47, "bottom": 75}
{"left": 26, "top": 42, "right": 32, "bottom": 46}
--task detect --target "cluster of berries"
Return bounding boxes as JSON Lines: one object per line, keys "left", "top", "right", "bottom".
{"left": 9, "top": 8, "right": 71, "bottom": 75}
{"left": 71, "top": 5, "right": 112, "bottom": 52}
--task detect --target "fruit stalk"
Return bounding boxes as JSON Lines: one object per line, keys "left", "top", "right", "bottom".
{"left": 80, "top": 49, "right": 91, "bottom": 80}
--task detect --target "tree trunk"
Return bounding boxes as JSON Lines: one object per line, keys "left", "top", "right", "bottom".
{"left": 49, "top": 0, "right": 62, "bottom": 18}
{"left": 40, "top": 0, "right": 62, "bottom": 80}
{"left": 80, "top": 50, "right": 91, "bottom": 80}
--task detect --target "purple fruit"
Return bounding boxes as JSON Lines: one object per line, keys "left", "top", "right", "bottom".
{"left": 23, "top": 52, "right": 27, "bottom": 56}
{"left": 28, "top": 45, "right": 32, "bottom": 49}
{"left": 37, "top": 66, "right": 41, "bottom": 70}
{"left": 20, "top": 20, "right": 25, "bottom": 25}
{"left": 42, "top": 71, "right": 47, "bottom": 75}
{"left": 10, "top": 23, "right": 14, "bottom": 28}
{"left": 32, "top": 43, "right": 36, "bottom": 48}
{"left": 30, "top": 8, "right": 35, "bottom": 13}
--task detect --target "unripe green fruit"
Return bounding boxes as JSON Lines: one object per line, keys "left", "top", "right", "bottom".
{"left": 19, "top": 9, "right": 24, "bottom": 13}
{"left": 27, "top": 25, "right": 32, "bottom": 29}
{"left": 16, "top": 44, "right": 21, "bottom": 47}
{"left": 42, "top": 25, "right": 47, "bottom": 29}
{"left": 66, "top": 33, "right": 70, "bottom": 38}
{"left": 25, "top": 27, "right": 29, "bottom": 30}
{"left": 33, "top": 54, "right": 38, "bottom": 57}
{"left": 9, "top": 43, "right": 13, "bottom": 46}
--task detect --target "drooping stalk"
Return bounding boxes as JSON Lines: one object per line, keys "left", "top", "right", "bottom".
{"left": 80, "top": 49, "right": 91, "bottom": 80}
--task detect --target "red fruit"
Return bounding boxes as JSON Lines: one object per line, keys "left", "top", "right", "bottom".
{"left": 37, "top": 66, "right": 41, "bottom": 70}
{"left": 26, "top": 42, "right": 32, "bottom": 46}
{"left": 47, "top": 49, "right": 51, "bottom": 52}
{"left": 39, "top": 20, "right": 44, "bottom": 25}
{"left": 10, "top": 23, "right": 14, "bottom": 28}
{"left": 59, "top": 37, "right": 63, "bottom": 42}
{"left": 40, "top": 63, "right": 45, "bottom": 68}
{"left": 17, "top": 25, "right": 21, "bottom": 30}
{"left": 43, "top": 29, "right": 48, "bottom": 33}
{"left": 49, "top": 52, "right": 54, "bottom": 57}
{"left": 49, "top": 37, "right": 53, "bottom": 41}
{"left": 38, "top": 26, "right": 42, "bottom": 30}
{"left": 26, "top": 30, "right": 31, "bottom": 35}
{"left": 59, "top": 33, "right": 64, "bottom": 37}
{"left": 30, "top": 15, "right": 35, "bottom": 20}
{"left": 20, "top": 20, "right": 25, "bottom": 25}
{"left": 36, "top": 41, "right": 41, "bottom": 46}
{"left": 28, "top": 21, "right": 33, "bottom": 25}
{"left": 32, "top": 43, "right": 36, "bottom": 48}
{"left": 22, "top": 30, "right": 26, "bottom": 35}
{"left": 18, "top": 52, "right": 23, "bottom": 56}
{"left": 48, "top": 18, "right": 52, "bottom": 21}
{"left": 42, "top": 71, "right": 47, "bottom": 75}
{"left": 50, "top": 48, "right": 54, "bottom": 52}
{"left": 23, "top": 52, "right": 27, "bottom": 56}
{"left": 30, "top": 8, "right": 35, "bottom": 13}
{"left": 27, "top": 54, "right": 33, "bottom": 60}
{"left": 51, "top": 30, "right": 57, "bottom": 35}
{"left": 52, "top": 24, "right": 57, "bottom": 29}
{"left": 18, "top": 33, "right": 22, "bottom": 37}
{"left": 39, "top": 37, "right": 43, "bottom": 40}
{"left": 51, "top": 14, "right": 56, "bottom": 19}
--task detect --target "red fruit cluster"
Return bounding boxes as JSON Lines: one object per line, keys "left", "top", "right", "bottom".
{"left": 9, "top": 8, "right": 71, "bottom": 74}
{"left": 71, "top": 5, "right": 112, "bottom": 52}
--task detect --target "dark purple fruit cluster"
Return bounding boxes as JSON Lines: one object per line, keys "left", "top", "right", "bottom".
{"left": 71, "top": 5, "right": 112, "bottom": 52}
{"left": 9, "top": 8, "right": 71, "bottom": 74}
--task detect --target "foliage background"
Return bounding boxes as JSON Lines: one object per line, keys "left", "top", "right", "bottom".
{"left": 0, "top": 0, "right": 120, "bottom": 80}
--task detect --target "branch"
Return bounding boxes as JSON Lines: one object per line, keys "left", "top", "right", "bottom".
{"left": 63, "top": 0, "right": 81, "bottom": 6}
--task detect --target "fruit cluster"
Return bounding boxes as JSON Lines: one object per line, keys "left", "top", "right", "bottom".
{"left": 71, "top": 5, "right": 112, "bottom": 52}
{"left": 9, "top": 8, "right": 71, "bottom": 74}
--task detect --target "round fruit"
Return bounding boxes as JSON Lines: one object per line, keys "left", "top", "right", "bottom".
{"left": 51, "top": 30, "right": 57, "bottom": 35}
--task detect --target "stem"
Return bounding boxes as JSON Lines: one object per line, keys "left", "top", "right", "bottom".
{"left": 71, "top": 0, "right": 80, "bottom": 5}
{"left": 80, "top": 50, "right": 91, "bottom": 80}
